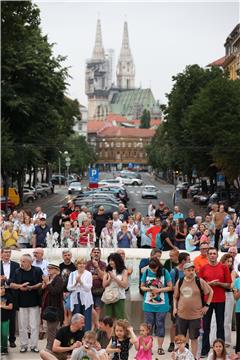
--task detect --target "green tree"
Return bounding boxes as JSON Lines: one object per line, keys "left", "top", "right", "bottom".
{"left": 65, "top": 135, "right": 97, "bottom": 175}
{"left": 1, "top": 2, "right": 79, "bottom": 200}
{"left": 140, "top": 109, "right": 151, "bottom": 128}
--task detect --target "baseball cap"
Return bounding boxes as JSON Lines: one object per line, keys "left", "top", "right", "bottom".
{"left": 40, "top": 214, "right": 47, "bottom": 220}
{"left": 183, "top": 262, "right": 195, "bottom": 270}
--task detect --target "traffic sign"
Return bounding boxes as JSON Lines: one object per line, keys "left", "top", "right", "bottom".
{"left": 66, "top": 161, "right": 71, "bottom": 166}
{"left": 89, "top": 168, "right": 99, "bottom": 183}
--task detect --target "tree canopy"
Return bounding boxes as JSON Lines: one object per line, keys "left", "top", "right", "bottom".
{"left": 1, "top": 1, "right": 83, "bottom": 198}
{"left": 147, "top": 64, "right": 240, "bottom": 184}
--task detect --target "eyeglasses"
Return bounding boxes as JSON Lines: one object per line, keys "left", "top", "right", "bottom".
{"left": 176, "top": 342, "right": 183, "bottom": 345}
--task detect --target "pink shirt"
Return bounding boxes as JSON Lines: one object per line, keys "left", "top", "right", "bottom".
{"left": 135, "top": 336, "right": 153, "bottom": 360}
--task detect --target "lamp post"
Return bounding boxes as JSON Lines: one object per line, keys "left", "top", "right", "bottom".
{"left": 58, "top": 151, "right": 62, "bottom": 186}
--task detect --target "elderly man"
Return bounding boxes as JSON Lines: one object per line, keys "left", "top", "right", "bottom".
{"left": 39, "top": 314, "right": 85, "bottom": 360}
{"left": 0, "top": 248, "right": 19, "bottom": 348}
{"left": 10, "top": 254, "right": 43, "bottom": 353}
{"left": 32, "top": 248, "right": 49, "bottom": 275}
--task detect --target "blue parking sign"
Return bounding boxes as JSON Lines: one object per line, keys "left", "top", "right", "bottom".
{"left": 89, "top": 168, "right": 99, "bottom": 183}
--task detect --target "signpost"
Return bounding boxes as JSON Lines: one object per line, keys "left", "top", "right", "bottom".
{"left": 89, "top": 168, "right": 99, "bottom": 188}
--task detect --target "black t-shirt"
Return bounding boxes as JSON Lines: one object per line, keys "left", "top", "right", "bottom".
{"left": 55, "top": 325, "right": 84, "bottom": 348}
{"left": 12, "top": 266, "right": 43, "bottom": 307}
{"left": 59, "top": 262, "right": 76, "bottom": 292}
{"left": 161, "top": 231, "right": 173, "bottom": 251}
{"left": 1, "top": 292, "right": 13, "bottom": 321}
{"left": 185, "top": 217, "right": 196, "bottom": 229}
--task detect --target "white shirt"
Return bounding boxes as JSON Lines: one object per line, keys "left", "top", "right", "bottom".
{"left": 112, "top": 219, "right": 122, "bottom": 235}
{"left": 32, "top": 259, "right": 49, "bottom": 276}
{"left": 67, "top": 269, "right": 93, "bottom": 311}
{"left": 2, "top": 261, "right": 11, "bottom": 280}
{"left": 33, "top": 212, "right": 47, "bottom": 223}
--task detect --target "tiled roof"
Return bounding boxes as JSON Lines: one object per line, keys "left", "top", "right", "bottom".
{"left": 207, "top": 56, "right": 226, "bottom": 67}
{"left": 107, "top": 113, "right": 128, "bottom": 122}
{"left": 87, "top": 121, "right": 111, "bottom": 133}
{"left": 98, "top": 127, "right": 155, "bottom": 138}
{"left": 130, "top": 119, "right": 162, "bottom": 126}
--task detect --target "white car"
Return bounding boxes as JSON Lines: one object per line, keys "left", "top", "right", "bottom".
{"left": 98, "top": 179, "right": 123, "bottom": 186}
{"left": 68, "top": 181, "right": 82, "bottom": 194}
{"left": 142, "top": 185, "right": 158, "bottom": 199}
{"left": 116, "top": 175, "right": 143, "bottom": 186}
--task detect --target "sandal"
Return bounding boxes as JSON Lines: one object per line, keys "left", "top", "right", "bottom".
{"left": 158, "top": 348, "right": 165, "bottom": 355}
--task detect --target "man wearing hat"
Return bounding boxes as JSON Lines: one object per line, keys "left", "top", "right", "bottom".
{"left": 42, "top": 262, "right": 64, "bottom": 351}
{"left": 33, "top": 216, "right": 50, "bottom": 248}
{"left": 173, "top": 262, "right": 213, "bottom": 359}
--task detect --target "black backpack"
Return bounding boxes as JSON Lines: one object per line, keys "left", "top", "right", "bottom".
{"left": 178, "top": 276, "right": 205, "bottom": 307}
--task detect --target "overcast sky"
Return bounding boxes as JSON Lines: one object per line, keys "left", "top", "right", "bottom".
{"left": 36, "top": 1, "right": 239, "bottom": 106}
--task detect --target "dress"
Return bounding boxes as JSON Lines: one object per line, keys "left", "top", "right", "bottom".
{"left": 135, "top": 336, "right": 153, "bottom": 360}
{"left": 112, "top": 337, "right": 131, "bottom": 360}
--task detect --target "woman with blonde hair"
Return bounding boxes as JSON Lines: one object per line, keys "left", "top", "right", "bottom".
{"left": 67, "top": 257, "right": 93, "bottom": 330}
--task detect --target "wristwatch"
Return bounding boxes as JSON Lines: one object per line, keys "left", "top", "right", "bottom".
{"left": 205, "top": 303, "right": 210, "bottom": 307}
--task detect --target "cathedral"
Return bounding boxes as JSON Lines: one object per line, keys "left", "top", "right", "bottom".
{"left": 85, "top": 20, "right": 161, "bottom": 121}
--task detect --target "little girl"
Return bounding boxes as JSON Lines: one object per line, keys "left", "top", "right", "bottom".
{"left": 134, "top": 323, "right": 153, "bottom": 360}
{"left": 106, "top": 319, "right": 138, "bottom": 360}
{"left": 207, "top": 339, "right": 237, "bottom": 360}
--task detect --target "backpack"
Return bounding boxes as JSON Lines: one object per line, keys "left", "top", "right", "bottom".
{"left": 178, "top": 276, "right": 205, "bottom": 307}
{"left": 156, "top": 232, "right": 163, "bottom": 250}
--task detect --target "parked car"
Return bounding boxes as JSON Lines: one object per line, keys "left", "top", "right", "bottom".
{"left": 73, "top": 200, "right": 120, "bottom": 217}
{"left": 96, "top": 186, "right": 129, "bottom": 203}
{"left": 23, "top": 189, "right": 37, "bottom": 203}
{"left": 0, "top": 197, "right": 15, "bottom": 214}
{"left": 193, "top": 193, "right": 210, "bottom": 205}
{"left": 98, "top": 178, "right": 123, "bottom": 186}
{"left": 142, "top": 185, "right": 158, "bottom": 199}
{"left": 68, "top": 181, "right": 82, "bottom": 195}
{"left": 207, "top": 189, "right": 240, "bottom": 210}
{"left": 189, "top": 184, "right": 202, "bottom": 196}
{"left": 35, "top": 184, "right": 48, "bottom": 198}
{"left": 50, "top": 175, "right": 66, "bottom": 185}
{"left": 176, "top": 182, "right": 189, "bottom": 191}
{"left": 40, "top": 183, "right": 53, "bottom": 195}
{"left": 119, "top": 170, "right": 142, "bottom": 179}
{"left": 116, "top": 175, "right": 143, "bottom": 186}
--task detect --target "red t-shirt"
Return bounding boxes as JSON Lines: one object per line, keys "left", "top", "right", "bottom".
{"left": 199, "top": 263, "right": 232, "bottom": 303}
{"left": 79, "top": 225, "right": 94, "bottom": 245}
{"left": 146, "top": 225, "right": 161, "bottom": 248}
{"left": 70, "top": 211, "right": 79, "bottom": 222}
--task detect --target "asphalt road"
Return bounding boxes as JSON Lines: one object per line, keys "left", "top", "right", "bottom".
{"left": 21, "top": 173, "right": 206, "bottom": 225}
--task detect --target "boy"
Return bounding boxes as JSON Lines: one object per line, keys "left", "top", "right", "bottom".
{"left": 71, "top": 331, "right": 99, "bottom": 360}
{"left": 0, "top": 283, "right": 13, "bottom": 355}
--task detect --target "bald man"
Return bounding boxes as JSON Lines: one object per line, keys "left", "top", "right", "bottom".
{"left": 10, "top": 254, "right": 43, "bottom": 353}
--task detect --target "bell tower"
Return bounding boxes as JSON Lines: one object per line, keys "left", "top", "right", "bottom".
{"left": 116, "top": 22, "right": 135, "bottom": 89}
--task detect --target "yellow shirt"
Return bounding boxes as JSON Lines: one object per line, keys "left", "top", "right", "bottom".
{"left": 2, "top": 229, "right": 18, "bottom": 247}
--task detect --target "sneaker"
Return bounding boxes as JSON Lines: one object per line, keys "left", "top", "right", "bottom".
{"left": 1, "top": 349, "right": 8, "bottom": 355}
{"left": 168, "top": 343, "right": 175, "bottom": 352}
{"left": 20, "top": 347, "right": 28, "bottom": 353}
{"left": 9, "top": 342, "right": 16, "bottom": 348}
{"left": 31, "top": 347, "right": 39, "bottom": 353}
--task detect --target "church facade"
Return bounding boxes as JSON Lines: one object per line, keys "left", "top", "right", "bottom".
{"left": 85, "top": 20, "right": 161, "bottom": 121}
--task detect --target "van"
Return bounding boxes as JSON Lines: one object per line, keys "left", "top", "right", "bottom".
{"left": 0, "top": 187, "right": 20, "bottom": 206}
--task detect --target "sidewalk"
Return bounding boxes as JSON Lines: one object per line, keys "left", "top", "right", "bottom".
{"left": 6, "top": 331, "right": 237, "bottom": 360}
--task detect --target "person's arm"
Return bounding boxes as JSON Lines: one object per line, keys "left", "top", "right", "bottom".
{"left": 173, "top": 280, "right": 180, "bottom": 317}
{"left": 52, "top": 339, "right": 81, "bottom": 353}
{"left": 128, "top": 326, "right": 138, "bottom": 345}
{"left": 199, "top": 281, "right": 213, "bottom": 316}
{"left": 141, "top": 336, "right": 153, "bottom": 351}
{"left": 109, "top": 269, "right": 128, "bottom": 289}
{"left": 32, "top": 234, "right": 37, "bottom": 248}
{"left": 0, "top": 302, "right": 13, "bottom": 310}
{"left": 102, "top": 272, "right": 111, "bottom": 288}
{"left": 67, "top": 271, "right": 77, "bottom": 291}
{"left": 164, "top": 235, "right": 176, "bottom": 249}
{"left": 106, "top": 339, "right": 121, "bottom": 354}
{"left": 47, "top": 277, "right": 64, "bottom": 295}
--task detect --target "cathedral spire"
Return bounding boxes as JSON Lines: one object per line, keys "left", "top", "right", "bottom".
{"left": 92, "top": 19, "right": 105, "bottom": 60}
{"left": 116, "top": 21, "right": 135, "bottom": 89}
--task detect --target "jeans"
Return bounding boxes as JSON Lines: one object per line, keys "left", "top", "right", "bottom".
{"left": 73, "top": 293, "right": 92, "bottom": 331}
{"left": 201, "top": 302, "right": 225, "bottom": 355}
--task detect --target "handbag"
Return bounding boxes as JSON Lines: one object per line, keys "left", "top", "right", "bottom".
{"left": 101, "top": 286, "right": 120, "bottom": 304}
{"left": 42, "top": 306, "right": 59, "bottom": 322}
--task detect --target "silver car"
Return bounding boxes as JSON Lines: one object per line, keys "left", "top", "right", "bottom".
{"left": 68, "top": 181, "right": 82, "bottom": 194}
{"left": 142, "top": 185, "right": 158, "bottom": 199}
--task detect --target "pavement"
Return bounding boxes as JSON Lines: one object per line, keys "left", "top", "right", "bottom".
{"left": 5, "top": 329, "right": 238, "bottom": 360}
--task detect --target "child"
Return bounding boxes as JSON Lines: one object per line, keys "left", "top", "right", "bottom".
{"left": 134, "top": 323, "right": 153, "bottom": 360}
{"left": 207, "top": 339, "right": 237, "bottom": 360}
{"left": 106, "top": 319, "right": 138, "bottom": 360}
{"left": 0, "top": 283, "right": 13, "bottom": 355}
{"left": 171, "top": 335, "right": 194, "bottom": 360}
{"left": 71, "top": 331, "right": 99, "bottom": 360}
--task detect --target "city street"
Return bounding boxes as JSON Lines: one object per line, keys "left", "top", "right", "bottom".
{"left": 21, "top": 173, "right": 206, "bottom": 226}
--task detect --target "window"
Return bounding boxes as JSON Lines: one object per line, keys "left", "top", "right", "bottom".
{"left": 116, "top": 142, "right": 121, "bottom": 148}
{"left": 116, "top": 152, "right": 121, "bottom": 160}
{"left": 122, "top": 142, "right": 125, "bottom": 147}
{"left": 111, "top": 142, "right": 114, "bottom": 148}
{"left": 128, "top": 142, "right": 132, "bottom": 148}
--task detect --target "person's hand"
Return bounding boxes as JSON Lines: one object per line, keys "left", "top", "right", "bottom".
{"left": 173, "top": 307, "right": 177, "bottom": 317}
{"left": 127, "top": 325, "right": 134, "bottom": 333}
{"left": 208, "top": 279, "right": 219, "bottom": 286}
{"left": 113, "top": 347, "right": 121, "bottom": 353}
{"left": 71, "top": 341, "right": 81, "bottom": 349}
{"left": 76, "top": 274, "right": 82, "bottom": 283}
{"left": 151, "top": 288, "right": 160, "bottom": 295}
{"left": 42, "top": 275, "right": 49, "bottom": 283}
{"left": 200, "top": 306, "right": 209, "bottom": 316}
{"left": 92, "top": 259, "right": 98, "bottom": 268}
{"left": 109, "top": 271, "right": 116, "bottom": 280}
{"left": 171, "top": 351, "right": 177, "bottom": 360}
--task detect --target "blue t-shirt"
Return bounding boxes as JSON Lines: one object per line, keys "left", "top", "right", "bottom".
{"left": 170, "top": 267, "right": 184, "bottom": 286}
{"left": 234, "top": 277, "right": 240, "bottom": 313}
{"left": 173, "top": 212, "right": 184, "bottom": 221}
{"left": 185, "top": 234, "right": 196, "bottom": 252}
{"left": 141, "top": 268, "right": 171, "bottom": 313}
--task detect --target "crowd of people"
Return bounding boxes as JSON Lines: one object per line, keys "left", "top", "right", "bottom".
{"left": 0, "top": 199, "right": 240, "bottom": 359}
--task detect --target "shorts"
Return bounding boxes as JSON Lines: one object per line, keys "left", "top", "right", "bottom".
{"left": 144, "top": 311, "right": 167, "bottom": 338}
{"left": 63, "top": 293, "right": 71, "bottom": 311}
{"left": 93, "top": 294, "right": 103, "bottom": 308}
{"left": 176, "top": 316, "right": 200, "bottom": 340}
